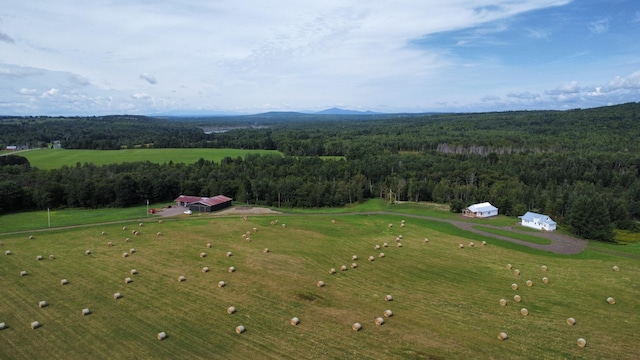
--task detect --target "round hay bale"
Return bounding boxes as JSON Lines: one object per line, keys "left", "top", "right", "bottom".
{"left": 226, "top": 251, "right": 233, "bottom": 257}
{"left": 253, "top": 227, "right": 258, "bottom": 233}
{"left": 125, "top": 237, "right": 131, "bottom": 242}
{"left": 526, "top": 280, "right": 533, "bottom": 287}
{"left": 156, "top": 232, "right": 162, "bottom": 237}
{"left": 20, "top": 270, "right": 27, "bottom": 277}
{"left": 340, "top": 265, "right": 348, "bottom": 271}
{"left": 228, "top": 266, "right": 236, "bottom": 273}
{"left": 101, "top": 231, "right": 106, "bottom": 236}
{"left": 134, "top": 231, "right": 139, "bottom": 236}
{"left": 329, "top": 268, "right": 336, "bottom": 274}
{"left": 107, "top": 241, "right": 114, "bottom": 247}
{"left": 379, "top": 252, "right": 385, "bottom": 258}
{"left": 398, "top": 235, "right": 403, "bottom": 239}
{"left": 397, "top": 243, "right": 403, "bottom": 248}
{"left": 113, "top": 292, "right": 122, "bottom": 299}
{"left": 375, "top": 317, "right": 385, "bottom": 325}
{"left": 388, "top": 223, "right": 393, "bottom": 228}
{"left": 513, "top": 269, "right": 520, "bottom": 276}
{"left": 131, "top": 269, "right": 137, "bottom": 275}
{"left": 122, "top": 252, "right": 129, "bottom": 258}
{"left": 482, "top": 241, "right": 487, "bottom": 245}
{"left": 351, "top": 263, "right": 357, "bottom": 269}
{"left": 201, "top": 267, "right": 209, "bottom": 273}
{"left": 130, "top": 248, "right": 136, "bottom": 254}
{"left": 368, "top": 256, "right": 375, "bottom": 261}
{"left": 281, "top": 224, "right": 286, "bottom": 228}
{"left": 125, "top": 277, "right": 132, "bottom": 284}
{"left": 246, "top": 231, "right": 251, "bottom": 236}
{"left": 511, "top": 283, "right": 518, "bottom": 290}
{"left": 520, "top": 308, "right": 529, "bottom": 316}
{"left": 263, "top": 248, "right": 270, "bottom": 253}
{"left": 499, "top": 298, "right": 507, "bottom": 306}
{"left": 607, "top": 297, "right": 616, "bottom": 305}
{"left": 542, "top": 277, "right": 549, "bottom": 284}
{"left": 384, "top": 309, "right": 393, "bottom": 318}
{"left": 82, "top": 308, "right": 90, "bottom": 316}
{"left": 506, "top": 263, "right": 512, "bottom": 270}
{"left": 424, "top": 238, "right": 429, "bottom": 243}
{"left": 38, "top": 301, "right": 47, "bottom": 308}
{"left": 375, "top": 244, "right": 381, "bottom": 250}
{"left": 236, "top": 325, "right": 245, "bottom": 334}
{"left": 158, "top": 220, "right": 162, "bottom": 224}
{"left": 290, "top": 317, "right": 300, "bottom": 326}
{"left": 36, "top": 255, "right": 43, "bottom": 261}
{"left": 567, "top": 317, "right": 576, "bottom": 326}
{"left": 178, "top": 275, "right": 186, "bottom": 282}
{"left": 383, "top": 242, "right": 388, "bottom": 247}
{"left": 123, "top": 226, "right": 128, "bottom": 231}
{"left": 385, "top": 294, "right": 393, "bottom": 301}
{"left": 139, "top": 223, "right": 144, "bottom": 227}
{"left": 61, "top": 279, "right": 68, "bottom": 285}
{"left": 331, "top": 219, "right": 336, "bottom": 224}
{"left": 541, "top": 265, "right": 548, "bottom": 272}
{"left": 245, "top": 237, "right": 251, "bottom": 242}
{"left": 31, "top": 321, "right": 41, "bottom": 329}
{"left": 218, "top": 281, "right": 226, "bottom": 288}
{"left": 577, "top": 338, "right": 587, "bottom": 348}
{"left": 352, "top": 322, "right": 362, "bottom": 331}
{"left": 469, "top": 242, "right": 474, "bottom": 247}
{"left": 498, "top": 332, "right": 508, "bottom": 340}
{"left": 29, "top": 235, "right": 35, "bottom": 240}
{"left": 316, "top": 280, "right": 325, "bottom": 288}
{"left": 49, "top": 255, "right": 55, "bottom": 260}
{"left": 458, "top": 243, "right": 464, "bottom": 249}
{"left": 514, "top": 295, "right": 521, "bottom": 302}
{"left": 352, "top": 255, "right": 358, "bottom": 261}
{"left": 0, "top": 322, "right": 5, "bottom": 330}
{"left": 612, "top": 265, "right": 620, "bottom": 272}
{"left": 157, "top": 331, "right": 167, "bottom": 340}
{"left": 5, "top": 250, "right": 11, "bottom": 255}
{"left": 270, "top": 221, "right": 275, "bottom": 225}
{"left": 85, "top": 250, "right": 92, "bottom": 255}
{"left": 227, "top": 306, "right": 236, "bottom": 314}
{"left": 200, "top": 252, "right": 207, "bottom": 258}
{"left": 206, "top": 243, "right": 212, "bottom": 248}
{"left": 132, "top": 230, "right": 136, "bottom": 234}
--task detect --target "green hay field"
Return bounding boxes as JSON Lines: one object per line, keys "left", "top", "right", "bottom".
{"left": 1, "top": 211, "right": 638, "bottom": 359}
{"left": 14, "top": 148, "right": 283, "bottom": 170}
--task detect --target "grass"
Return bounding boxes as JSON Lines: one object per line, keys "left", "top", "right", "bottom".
{"left": 13, "top": 148, "right": 283, "bottom": 170}
{"left": 473, "top": 226, "right": 553, "bottom": 245}
{"left": 0, "top": 208, "right": 638, "bottom": 359}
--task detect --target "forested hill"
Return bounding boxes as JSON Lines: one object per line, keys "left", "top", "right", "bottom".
{"left": 2, "top": 103, "right": 639, "bottom": 154}
{"left": 1, "top": 102, "right": 640, "bottom": 242}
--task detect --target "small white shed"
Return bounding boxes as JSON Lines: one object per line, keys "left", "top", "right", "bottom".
{"left": 519, "top": 212, "right": 556, "bottom": 231}
{"left": 463, "top": 202, "right": 498, "bottom": 218}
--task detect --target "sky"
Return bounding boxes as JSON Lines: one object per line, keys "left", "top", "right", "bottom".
{"left": 1, "top": 0, "right": 639, "bottom": 115}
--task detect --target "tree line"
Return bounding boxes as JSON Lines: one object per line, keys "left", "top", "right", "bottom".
{"left": 2, "top": 102, "right": 640, "bottom": 242}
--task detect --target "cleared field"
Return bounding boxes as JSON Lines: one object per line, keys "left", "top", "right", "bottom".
{"left": 14, "top": 148, "right": 283, "bottom": 170}
{"left": 0, "top": 213, "right": 638, "bottom": 359}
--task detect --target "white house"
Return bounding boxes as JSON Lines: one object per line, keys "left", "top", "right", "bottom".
{"left": 463, "top": 202, "right": 498, "bottom": 218}
{"left": 519, "top": 212, "right": 556, "bottom": 231}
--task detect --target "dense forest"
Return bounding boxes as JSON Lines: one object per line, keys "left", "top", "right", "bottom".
{"left": 2, "top": 102, "right": 640, "bottom": 242}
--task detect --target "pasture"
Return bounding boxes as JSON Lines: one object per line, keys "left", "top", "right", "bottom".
{"left": 1, "top": 211, "right": 638, "bottom": 359}
{"left": 13, "top": 148, "right": 283, "bottom": 170}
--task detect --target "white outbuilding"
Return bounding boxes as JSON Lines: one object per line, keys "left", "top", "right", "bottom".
{"left": 463, "top": 202, "right": 498, "bottom": 218}
{"left": 519, "top": 212, "right": 556, "bottom": 231}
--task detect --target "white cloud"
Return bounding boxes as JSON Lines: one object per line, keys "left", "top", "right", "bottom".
{"left": 131, "top": 92, "right": 152, "bottom": 100}
{"left": 41, "top": 88, "right": 59, "bottom": 97}
{"left": 608, "top": 71, "right": 640, "bottom": 90}
{"left": 507, "top": 91, "right": 539, "bottom": 100}
{"left": 589, "top": 18, "right": 609, "bottom": 34}
{"left": 0, "top": 31, "right": 15, "bottom": 43}
{"left": 18, "top": 88, "right": 37, "bottom": 95}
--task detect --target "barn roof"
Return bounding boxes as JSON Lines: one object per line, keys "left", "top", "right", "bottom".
{"left": 175, "top": 195, "right": 233, "bottom": 206}
{"left": 519, "top": 211, "right": 556, "bottom": 225}
{"left": 466, "top": 202, "right": 498, "bottom": 213}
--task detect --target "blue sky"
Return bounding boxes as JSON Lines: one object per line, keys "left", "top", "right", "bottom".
{"left": 1, "top": 0, "right": 639, "bottom": 115}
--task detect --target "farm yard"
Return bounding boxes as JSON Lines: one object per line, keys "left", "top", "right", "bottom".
{"left": 1, "top": 211, "right": 638, "bottom": 359}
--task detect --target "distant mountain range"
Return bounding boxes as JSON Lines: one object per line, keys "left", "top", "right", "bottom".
{"left": 313, "top": 107, "right": 381, "bottom": 115}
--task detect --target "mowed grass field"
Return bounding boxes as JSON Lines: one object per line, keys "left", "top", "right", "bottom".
{"left": 13, "top": 148, "right": 283, "bottom": 170}
{"left": 1, "top": 212, "right": 638, "bottom": 359}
